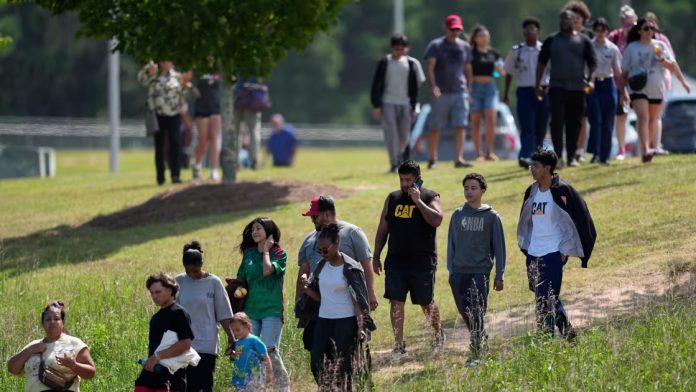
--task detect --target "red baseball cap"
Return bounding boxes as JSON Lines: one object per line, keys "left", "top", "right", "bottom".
{"left": 302, "top": 196, "right": 335, "bottom": 216}
{"left": 445, "top": 14, "right": 463, "bottom": 30}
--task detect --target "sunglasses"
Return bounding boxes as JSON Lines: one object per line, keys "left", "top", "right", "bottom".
{"left": 316, "top": 246, "right": 332, "bottom": 255}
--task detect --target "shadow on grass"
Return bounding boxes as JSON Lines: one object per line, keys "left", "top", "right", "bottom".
{"left": 0, "top": 180, "right": 348, "bottom": 277}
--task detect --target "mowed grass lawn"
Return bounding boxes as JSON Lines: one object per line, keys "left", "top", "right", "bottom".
{"left": 1, "top": 148, "right": 695, "bottom": 391}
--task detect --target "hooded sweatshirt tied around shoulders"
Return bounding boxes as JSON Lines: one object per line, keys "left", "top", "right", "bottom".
{"left": 447, "top": 203, "right": 506, "bottom": 281}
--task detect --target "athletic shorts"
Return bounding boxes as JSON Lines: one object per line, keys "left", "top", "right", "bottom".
{"left": 630, "top": 93, "right": 662, "bottom": 105}
{"left": 384, "top": 269, "right": 435, "bottom": 305}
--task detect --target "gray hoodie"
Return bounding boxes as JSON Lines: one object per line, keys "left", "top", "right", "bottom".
{"left": 447, "top": 203, "right": 506, "bottom": 280}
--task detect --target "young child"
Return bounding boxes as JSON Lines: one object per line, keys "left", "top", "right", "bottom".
{"left": 447, "top": 173, "right": 506, "bottom": 366}
{"left": 229, "top": 312, "right": 273, "bottom": 391}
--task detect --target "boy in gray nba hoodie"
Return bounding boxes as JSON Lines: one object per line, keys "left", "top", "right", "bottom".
{"left": 447, "top": 173, "right": 506, "bottom": 365}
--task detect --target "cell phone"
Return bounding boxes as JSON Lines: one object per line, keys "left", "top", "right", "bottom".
{"left": 415, "top": 178, "right": 423, "bottom": 189}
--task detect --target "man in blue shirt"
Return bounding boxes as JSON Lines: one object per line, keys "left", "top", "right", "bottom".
{"left": 267, "top": 113, "right": 299, "bottom": 167}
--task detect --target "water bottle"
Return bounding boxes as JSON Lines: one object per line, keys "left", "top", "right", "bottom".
{"left": 492, "top": 58, "right": 504, "bottom": 78}
{"left": 138, "top": 358, "right": 165, "bottom": 374}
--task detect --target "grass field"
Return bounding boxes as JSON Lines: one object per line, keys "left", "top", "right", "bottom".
{"left": 1, "top": 148, "right": 695, "bottom": 391}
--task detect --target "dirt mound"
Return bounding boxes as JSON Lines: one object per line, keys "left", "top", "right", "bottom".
{"left": 86, "top": 180, "right": 349, "bottom": 230}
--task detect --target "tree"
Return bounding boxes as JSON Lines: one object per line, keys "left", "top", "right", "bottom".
{"left": 26, "top": 0, "right": 352, "bottom": 182}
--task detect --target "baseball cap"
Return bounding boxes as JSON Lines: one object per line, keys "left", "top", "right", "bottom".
{"left": 445, "top": 14, "right": 463, "bottom": 30}
{"left": 302, "top": 195, "right": 336, "bottom": 216}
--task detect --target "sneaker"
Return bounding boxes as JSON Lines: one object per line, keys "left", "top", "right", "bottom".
{"left": 192, "top": 164, "right": 201, "bottom": 180}
{"left": 555, "top": 160, "right": 565, "bottom": 170}
{"left": 172, "top": 177, "right": 182, "bottom": 184}
{"left": 615, "top": 153, "right": 625, "bottom": 161}
{"left": 475, "top": 155, "right": 485, "bottom": 162}
{"left": 653, "top": 147, "right": 670, "bottom": 156}
{"left": 210, "top": 169, "right": 220, "bottom": 181}
{"left": 454, "top": 160, "right": 472, "bottom": 168}
{"left": 590, "top": 155, "right": 599, "bottom": 164}
{"left": 641, "top": 153, "right": 653, "bottom": 163}
{"left": 390, "top": 341, "right": 407, "bottom": 361}
{"left": 427, "top": 159, "right": 437, "bottom": 169}
{"left": 518, "top": 158, "right": 531, "bottom": 169}
{"left": 485, "top": 152, "right": 499, "bottom": 161}
{"left": 568, "top": 158, "right": 580, "bottom": 167}
{"left": 562, "top": 326, "right": 578, "bottom": 343}
{"left": 388, "top": 164, "right": 399, "bottom": 173}
{"left": 464, "top": 358, "right": 481, "bottom": 368}
{"left": 433, "top": 330, "right": 446, "bottom": 349}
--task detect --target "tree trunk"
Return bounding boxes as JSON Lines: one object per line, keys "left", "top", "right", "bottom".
{"left": 220, "top": 76, "right": 238, "bottom": 183}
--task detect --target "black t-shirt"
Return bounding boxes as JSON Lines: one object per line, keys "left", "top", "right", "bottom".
{"left": 471, "top": 48, "right": 500, "bottom": 76}
{"left": 384, "top": 188, "right": 438, "bottom": 271}
{"left": 135, "top": 302, "right": 195, "bottom": 391}
{"left": 194, "top": 74, "right": 221, "bottom": 115}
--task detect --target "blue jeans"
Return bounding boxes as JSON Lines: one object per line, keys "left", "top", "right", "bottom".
{"left": 251, "top": 317, "right": 289, "bottom": 390}
{"left": 516, "top": 87, "right": 549, "bottom": 159}
{"left": 586, "top": 79, "right": 617, "bottom": 162}
{"left": 525, "top": 252, "right": 571, "bottom": 336}
{"left": 449, "top": 273, "right": 490, "bottom": 356}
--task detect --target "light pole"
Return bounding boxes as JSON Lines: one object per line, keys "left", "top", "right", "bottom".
{"left": 108, "top": 38, "right": 120, "bottom": 173}
{"left": 394, "top": 0, "right": 404, "bottom": 34}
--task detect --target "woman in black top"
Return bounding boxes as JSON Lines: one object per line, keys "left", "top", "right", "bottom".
{"left": 135, "top": 273, "right": 195, "bottom": 392}
{"left": 469, "top": 25, "right": 504, "bottom": 162}
{"left": 192, "top": 74, "right": 222, "bottom": 181}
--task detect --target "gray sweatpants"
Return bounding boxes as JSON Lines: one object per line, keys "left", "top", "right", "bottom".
{"left": 381, "top": 103, "right": 412, "bottom": 167}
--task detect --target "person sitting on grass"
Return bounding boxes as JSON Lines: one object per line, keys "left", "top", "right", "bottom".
{"left": 447, "top": 173, "right": 506, "bottom": 367}
{"left": 229, "top": 312, "right": 273, "bottom": 391}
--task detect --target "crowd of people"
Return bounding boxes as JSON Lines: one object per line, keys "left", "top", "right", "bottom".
{"left": 371, "top": 2, "right": 690, "bottom": 172}
{"left": 9, "top": 149, "right": 596, "bottom": 390}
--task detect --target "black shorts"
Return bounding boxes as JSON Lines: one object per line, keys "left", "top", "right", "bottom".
{"left": 194, "top": 110, "right": 221, "bottom": 118}
{"left": 629, "top": 93, "right": 663, "bottom": 105}
{"left": 384, "top": 269, "right": 435, "bottom": 305}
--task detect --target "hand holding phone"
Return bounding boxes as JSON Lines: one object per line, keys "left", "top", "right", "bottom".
{"left": 415, "top": 178, "right": 423, "bottom": 189}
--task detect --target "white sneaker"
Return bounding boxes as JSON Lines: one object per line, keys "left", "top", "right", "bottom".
{"left": 616, "top": 154, "right": 625, "bottom": 161}
{"left": 210, "top": 169, "right": 220, "bottom": 181}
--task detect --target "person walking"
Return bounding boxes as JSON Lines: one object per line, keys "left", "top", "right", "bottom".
{"left": 586, "top": 18, "right": 622, "bottom": 165}
{"left": 469, "top": 25, "right": 504, "bottom": 162}
{"left": 175, "top": 241, "right": 235, "bottom": 392}
{"left": 447, "top": 173, "right": 505, "bottom": 367}
{"left": 373, "top": 160, "right": 444, "bottom": 359}
{"left": 192, "top": 73, "right": 222, "bottom": 181}
{"left": 235, "top": 217, "right": 290, "bottom": 391}
{"left": 503, "top": 17, "right": 549, "bottom": 169}
{"left": 620, "top": 18, "right": 690, "bottom": 163}
{"left": 517, "top": 149, "right": 596, "bottom": 339}
{"left": 300, "top": 223, "right": 376, "bottom": 390}
{"left": 295, "top": 195, "right": 377, "bottom": 350}
{"left": 608, "top": 5, "right": 638, "bottom": 160}
{"left": 536, "top": 10, "right": 596, "bottom": 168}
{"left": 424, "top": 14, "right": 474, "bottom": 169}
{"left": 371, "top": 33, "right": 426, "bottom": 172}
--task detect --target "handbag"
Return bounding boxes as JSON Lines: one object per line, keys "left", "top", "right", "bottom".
{"left": 145, "top": 105, "right": 159, "bottom": 136}
{"left": 628, "top": 72, "right": 647, "bottom": 91}
{"left": 233, "top": 82, "right": 272, "bottom": 112}
{"left": 38, "top": 357, "right": 76, "bottom": 391}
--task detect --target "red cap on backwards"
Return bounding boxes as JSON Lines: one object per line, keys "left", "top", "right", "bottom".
{"left": 445, "top": 14, "right": 463, "bottom": 30}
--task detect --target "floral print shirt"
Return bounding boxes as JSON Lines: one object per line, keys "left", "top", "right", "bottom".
{"left": 138, "top": 65, "right": 185, "bottom": 116}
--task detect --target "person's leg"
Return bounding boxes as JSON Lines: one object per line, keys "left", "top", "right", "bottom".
{"left": 632, "top": 98, "right": 650, "bottom": 158}
{"left": 586, "top": 91, "right": 600, "bottom": 158}
{"left": 332, "top": 316, "right": 359, "bottom": 389}
{"left": 257, "top": 317, "right": 290, "bottom": 391}
{"left": 381, "top": 103, "right": 401, "bottom": 169}
{"left": 548, "top": 88, "right": 566, "bottom": 161}
{"left": 448, "top": 272, "right": 470, "bottom": 327}
{"left": 208, "top": 114, "right": 222, "bottom": 176}
{"left": 516, "top": 88, "right": 536, "bottom": 160}
{"left": 427, "top": 94, "right": 451, "bottom": 166}
{"left": 185, "top": 353, "right": 216, "bottom": 392}
{"left": 452, "top": 92, "right": 470, "bottom": 165}
{"left": 471, "top": 112, "right": 483, "bottom": 158}
{"left": 194, "top": 117, "right": 210, "bottom": 166}
{"left": 310, "top": 318, "right": 333, "bottom": 386}
{"left": 413, "top": 270, "right": 441, "bottom": 337}
{"left": 164, "top": 115, "right": 182, "bottom": 181}
{"left": 565, "top": 90, "right": 585, "bottom": 165}
{"left": 396, "top": 104, "right": 412, "bottom": 163}
{"left": 615, "top": 112, "right": 628, "bottom": 158}
{"left": 535, "top": 94, "right": 551, "bottom": 150}
{"left": 600, "top": 82, "right": 618, "bottom": 163}
{"left": 541, "top": 252, "right": 571, "bottom": 337}
{"left": 247, "top": 111, "right": 262, "bottom": 169}
{"left": 154, "top": 117, "right": 166, "bottom": 185}
{"left": 468, "top": 274, "right": 490, "bottom": 357}
{"left": 484, "top": 107, "right": 497, "bottom": 159}
{"left": 648, "top": 102, "right": 664, "bottom": 153}
{"left": 390, "top": 300, "right": 406, "bottom": 346}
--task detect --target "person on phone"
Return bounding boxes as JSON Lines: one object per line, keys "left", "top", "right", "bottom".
{"left": 517, "top": 149, "right": 596, "bottom": 340}
{"left": 503, "top": 17, "right": 549, "bottom": 169}
{"left": 373, "top": 160, "right": 444, "bottom": 359}
{"left": 536, "top": 10, "right": 596, "bottom": 168}
{"left": 7, "top": 301, "right": 96, "bottom": 391}
{"left": 447, "top": 173, "right": 506, "bottom": 367}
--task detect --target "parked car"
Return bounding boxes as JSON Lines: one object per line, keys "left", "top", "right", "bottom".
{"left": 409, "top": 102, "right": 521, "bottom": 162}
{"left": 661, "top": 95, "right": 696, "bottom": 153}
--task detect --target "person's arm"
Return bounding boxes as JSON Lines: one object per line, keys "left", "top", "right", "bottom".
{"left": 446, "top": 211, "right": 456, "bottom": 274}
{"left": 137, "top": 62, "right": 157, "bottom": 86}
{"left": 584, "top": 38, "right": 596, "bottom": 81}
{"left": 465, "top": 63, "right": 473, "bottom": 93}
{"left": 536, "top": 37, "right": 551, "bottom": 98}
{"left": 299, "top": 275, "right": 321, "bottom": 301}
{"left": 503, "top": 74, "right": 513, "bottom": 104}
{"left": 370, "top": 58, "right": 384, "bottom": 121}
{"left": 143, "top": 338, "right": 193, "bottom": 372}
{"left": 55, "top": 347, "right": 96, "bottom": 380}
{"left": 296, "top": 261, "right": 310, "bottom": 301}
{"left": 502, "top": 48, "right": 516, "bottom": 104}
{"left": 426, "top": 57, "right": 440, "bottom": 99}
{"left": 219, "top": 319, "right": 236, "bottom": 347}
{"left": 7, "top": 341, "right": 45, "bottom": 375}
{"left": 261, "top": 238, "right": 276, "bottom": 277}
{"left": 408, "top": 187, "right": 443, "bottom": 228}
{"left": 372, "top": 197, "right": 390, "bottom": 275}
{"left": 492, "top": 214, "right": 506, "bottom": 291}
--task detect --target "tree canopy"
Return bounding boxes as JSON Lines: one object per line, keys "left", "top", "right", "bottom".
{"left": 30, "top": 0, "right": 352, "bottom": 78}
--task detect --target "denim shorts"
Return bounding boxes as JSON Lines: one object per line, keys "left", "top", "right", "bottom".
{"left": 430, "top": 92, "right": 469, "bottom": 129}
{"left": 470, "top": 81, "right": 499, "bottom": 113}
{"left": 251, "top": 316, "right": 283, "bottom": 350}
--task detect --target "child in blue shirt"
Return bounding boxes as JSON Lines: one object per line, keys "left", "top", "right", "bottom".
{"left": 230, "top": 312, "right": 273, "bottom": 390}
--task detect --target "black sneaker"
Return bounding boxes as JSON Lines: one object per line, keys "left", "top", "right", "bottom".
{"left": 454, "top": 160, "right": 472, "bottom": 168}
{"left": 172, "top": 177, "right": 182, "bottom": 184}
{"left": 428, "top": 159, "right": 437, "bottom": 169}
{"left": 390, "top": 341, "right": 407, "bottom": 361}
{"left": 518, "top": 158, "right": 531, "bottom": 169}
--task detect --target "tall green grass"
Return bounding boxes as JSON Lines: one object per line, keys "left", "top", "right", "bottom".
{"left": 1, "top": 148, "right": 695, "bottom": 390}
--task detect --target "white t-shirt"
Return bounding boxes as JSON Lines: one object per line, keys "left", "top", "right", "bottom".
{"left": 528, "top": 190, "right": 564, "bottom": 257}
{"left": 382, "top": 55, "right": 425, "bottom": 106}
{"left": 621, "top": 39, "right": 673, "bottom": 99}
{"left": 318, "top": 263, "right": 355, "bottom": 319}
{"left": 22, "top": 333, "right": 88, "bottom": 392}
{"left": 592, "top": 39, "right": 622, "bottom": 78}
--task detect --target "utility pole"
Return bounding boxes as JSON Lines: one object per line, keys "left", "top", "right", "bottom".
{"left": 394, "top": 0, "right": 404, "bottom": 34}
{"left": 108, "top": 38, "right": 120, "bottom": 173}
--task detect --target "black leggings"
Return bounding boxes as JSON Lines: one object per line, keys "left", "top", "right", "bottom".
{"left": 549, "top": 88, "right": 585, "bottom": 163}
{"left": 154, "top": 114, "right": 181, "bottom": 183}
{"left": 310, "top": 316, "right": 358, "bottom": 389}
